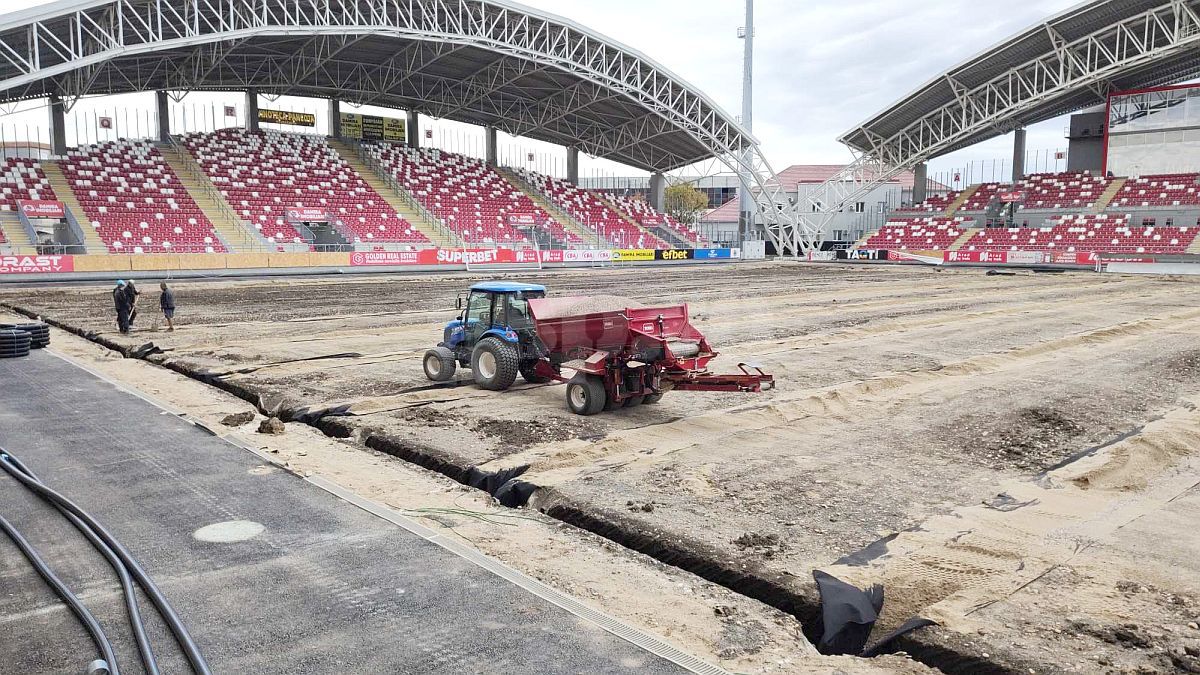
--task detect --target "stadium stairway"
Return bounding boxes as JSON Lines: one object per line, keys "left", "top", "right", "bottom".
{"left": 595, "top": 192, "right": 675, "bottom": 247}
{"left": 943, "top": 185, "right": 980, "bottom": 217}
{"left": 496, "top": 166, "right": 596, "bottom": 244}
{"left": 1090, "top": 178, "right": 1127, "bottom": 214}
{"left": 948, "top": 227, "right": 981, "bottom": 251}
{"left": 41, "top": 161, "right": 107, "bottom": 254}
{"left": 327, "top": 138, "right": 458, "bottom": 248}
{"left": 159, "top": 143, "right": 267, "bottom": 253}
{"left": 0, "top": 211, "right": 35, "bottom": 253}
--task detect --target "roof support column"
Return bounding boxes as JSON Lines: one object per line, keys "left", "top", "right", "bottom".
{"left": 407, "top": 111, "right": 419, "bottom": 149}
{"left": 328, "top": 99, "right": 342, "bottom": 138}
{"left": 649, "top": 172, "right": 666, "bottom": 212}
{"left": 48, "top": 94, "right": 67, "bottom": 156}
{"left": 1012, "top": 128, "right": 1027, "bottom": 183}
{"left": 566, "top": 147, "right": 579, "bottom": 185}
{"left": 912, "top": 162, "right": 928, "bottom": 204}
{"left": 155, "top": 91, "right": 171, "bottom": 143}
{"left": 485, "top": 126, "right": 497, "bottom": 167}
{"left": 246, "top": 89, "right": 260, "bottom": 132}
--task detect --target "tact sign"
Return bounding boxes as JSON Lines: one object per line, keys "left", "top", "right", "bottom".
{"left": 18, "top": 199, "right": 65, "bottom": 219}
{"left": 0, "top": 254, "right": 74, "bottom": 274}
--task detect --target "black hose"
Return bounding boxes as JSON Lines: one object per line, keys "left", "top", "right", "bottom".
{"left": 0, "top": 451, "right": 211, "bottom": 675}
{"left": 2, "top": 453, "right": 159, "bottom": 675}
{"left": 0, "top": 511, "right": 119, "bottom": 675}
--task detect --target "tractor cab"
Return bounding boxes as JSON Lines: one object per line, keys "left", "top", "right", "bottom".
{"left": 423, "top": 282, "right": 550, "bottom": 389}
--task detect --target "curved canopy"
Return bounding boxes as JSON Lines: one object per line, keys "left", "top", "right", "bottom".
{"left": 0, "top": 0, "right": 757, "bottom": 173}
{"left": 838, "top": 0, "right": 1200, "bottom": 164}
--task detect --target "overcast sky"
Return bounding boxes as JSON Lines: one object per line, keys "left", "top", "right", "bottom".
{"left": 3, "top": 0, "right": 1086, "bottom": 180}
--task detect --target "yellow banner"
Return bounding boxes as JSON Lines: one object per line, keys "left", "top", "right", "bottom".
{"left": 340, "top": 112, "right": 406, "bottom": 142}
{"left": 258, "top": 108, "right": 316, "bottom": 127}
{"left": 612, "top": 249, "right": 656, "bottom": 261}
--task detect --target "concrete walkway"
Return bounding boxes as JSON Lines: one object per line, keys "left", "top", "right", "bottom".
{"left": 0, "top": 350, "right": 711, "bottom": 674}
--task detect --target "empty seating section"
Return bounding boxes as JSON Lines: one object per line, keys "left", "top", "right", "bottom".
{"left": 898, "top": 191, "right": 958, "bottom": 213}
{"left": 62, "top": 141, "right": 224, "bottom": 254}
{"left": 1020, "top": 172, "right": 1111, "bottom": 210}
{"left": 0, "top": 158, "right": 55, "bottom": 214}
{"left": 519, "top": 170, "right": 668, "bottom": 248}
{"left": 961, "top": 214, "right": 1197, "bottom": 254}
{"left": 861, "top": 217, "right": 968, "bottom": 250}
{"left": 182, "top": 129, "right": 425, "bottom": 247}
{"left": 957, "top": 183, "right": 1005, "bottom": 212}
{"left": 606, "top": 193, "right": 704, "bottom": 244}
{"left": 367, "top": 145, "right": 577, "bottom": 246}
{"left": 1112, "top": 174, "right": 1200, "bottom": 208}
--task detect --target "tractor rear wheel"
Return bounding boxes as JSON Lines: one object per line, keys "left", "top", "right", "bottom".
{"left": 566, "top": 374, "right": 607, "bottom": 416}
{"left": 519, "top": 360, "right": 552, "bottom": 384}
{"left": 472, "top": 338, "right": 519, "bottom": 391}
{"left": 423, "top": 347, "right": 457, "bottom": 382}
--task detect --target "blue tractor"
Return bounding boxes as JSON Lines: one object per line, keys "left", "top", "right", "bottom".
{"left": 422, "top": 282, "right": 552, "bottom": 390}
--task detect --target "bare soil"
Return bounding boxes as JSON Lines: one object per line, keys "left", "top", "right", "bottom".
{"left": 6, "top": 261, "right": 1200, "bottom": 674}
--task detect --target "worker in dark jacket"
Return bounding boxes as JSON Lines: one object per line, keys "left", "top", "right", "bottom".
{"left": 113, "top": 280, "right": 132, "bottom": 334}
{"left": 160, "top": 282, "right": 176, "bottom": 332}
{"left": 124, "top": 280, "right": 141, "bottom": 327}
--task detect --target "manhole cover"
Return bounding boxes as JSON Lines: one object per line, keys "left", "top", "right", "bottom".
{"left": 193, "top": 520, "right": 265, "bottom": 543}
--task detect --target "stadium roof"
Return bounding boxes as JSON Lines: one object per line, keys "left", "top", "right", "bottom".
{"left": 0, "top": 0, "right": 757, "bottom": 173}
{"left": 839, "top": 0, "right": 1200, "bottom": 162}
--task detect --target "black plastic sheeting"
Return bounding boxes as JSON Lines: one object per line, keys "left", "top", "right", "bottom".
{"left": 812, "top": 570, "right": 936, "bottom": 657}
{"left": 464, "top": 465, "right": 537, "bottom": 508}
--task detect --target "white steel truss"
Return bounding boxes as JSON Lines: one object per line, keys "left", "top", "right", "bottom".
{"left": 0, "top": 0, "right": 818, "bottom": 254}
{"left": 802, "top": 0, "right": 1200, "bottom": 245}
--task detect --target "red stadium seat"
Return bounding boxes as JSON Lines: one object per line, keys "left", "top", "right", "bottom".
{"left": 61, "top": 140, "right": 226, "bottom": 254}
{"left": 516, "top": 169, "right": 669, "bottom": 249}
{"left": 861, "top": 217, "right": 969, "bottom": 251}
{"left": 182, "top": 129, "right": 428, "bottom": 249}
{"left": 365, "top": 144, "right": 579, "bottom": 246}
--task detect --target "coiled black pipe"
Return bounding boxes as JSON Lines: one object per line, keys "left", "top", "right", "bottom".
{"left": 0, "top": 511, "right": 118, "bottom": 675}
{"left": 0, "top": 449, "right": 211, "bottom": 675}
{"left": 1, "top": 452, "right": 159, "bottom": 675}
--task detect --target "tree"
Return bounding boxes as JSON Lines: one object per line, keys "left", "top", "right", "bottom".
{"left": 664, "top": 184, "right": 709, "bottom": 225}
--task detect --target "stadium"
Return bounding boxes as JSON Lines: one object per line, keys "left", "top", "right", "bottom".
{"left": 1, "top": 1, "right": 1199, "bottom": 674}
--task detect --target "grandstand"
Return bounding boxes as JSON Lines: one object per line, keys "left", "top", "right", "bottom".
{"left": 858, "top": 166, "right": 1200, "bottom": 256}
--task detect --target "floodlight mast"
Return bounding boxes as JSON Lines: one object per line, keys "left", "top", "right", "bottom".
{"left": 738, "top": 0, "right": 755, "bottom": 246}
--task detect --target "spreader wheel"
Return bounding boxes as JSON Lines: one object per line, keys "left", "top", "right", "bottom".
{"left": 643, "top": 393, "right": 664, "bottom": 404}
{"left": 623, "top": 395, "right": 645, "bottom": 408}
{"left": 566, "top": 374, "right": 607, "bottom": 416}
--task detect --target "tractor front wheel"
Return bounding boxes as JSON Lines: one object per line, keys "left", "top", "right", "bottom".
{"left": 566, "top": 374, "right": 607, "bottom": 416}
{"left": 471, "top": 338, "right": 519, "bottom": 391}
{"left": 423, "top": 347, "right": 457, "bottom": 382}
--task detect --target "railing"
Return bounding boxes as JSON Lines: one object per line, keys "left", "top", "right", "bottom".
{"left": 165, "top": 136, "right": 268, "bottom": 252}
{"left": 352, "top": 140, "right": 459, "bottom": 244}
{"left": 62, "top": 208, "right": 91, "bottom": 251}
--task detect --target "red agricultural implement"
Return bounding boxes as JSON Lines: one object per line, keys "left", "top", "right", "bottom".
{"left": 423, "top": 282, "right": 773, "bottom": 416}
{"left": 527, "top": 297, "right": 774, "bottom": 415}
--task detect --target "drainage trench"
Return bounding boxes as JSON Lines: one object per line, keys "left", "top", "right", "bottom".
{"left": 5, "top": 302, "right": 1025, "bottom": 675}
